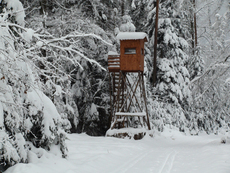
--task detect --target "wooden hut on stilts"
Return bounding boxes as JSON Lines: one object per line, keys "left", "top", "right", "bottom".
{"left": 106, "top": 32, "right": 151, "bottom": 140}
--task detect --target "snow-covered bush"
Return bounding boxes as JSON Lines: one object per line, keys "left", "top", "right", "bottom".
{"left": 148, "top": 98, "right": 187, "bottom": 132}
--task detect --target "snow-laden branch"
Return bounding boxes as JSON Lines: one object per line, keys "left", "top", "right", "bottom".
{"left": 224, "top": 54, "right": 230, "bottom": 62}
{"left": 194, "top": 65, "right": 230, "bottom": 101}
{"left": 195, "top": 1, "right": 215, "bottom": 14}
{"left": 1, "top": 21, "right": 110, "bottom": 71}
{"left": 33, "top": 32, "right": 109, "bottom": 71}
{"left": 42, "top": 32, "right": 113, "bottom": 46}
{"left": 47, "top": 43, "right": 106, "bottom": 71}
{"left": 53, "top": 0, "right": 73, "bottom": 11}
{"left": 0, "top": 22, "right": 27, "bottom": 32}
{"left": 191, "top": 51, "right": 230, "bottom": 84}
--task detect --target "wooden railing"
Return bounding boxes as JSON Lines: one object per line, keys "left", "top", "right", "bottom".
{"left": 108, "top": 55, "right": 120, "bottom": 72}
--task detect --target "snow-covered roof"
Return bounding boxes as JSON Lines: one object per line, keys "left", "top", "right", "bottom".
{"left": 108, "top": 51, "right": 120, "bottom": 56}
{"left": 115, "top": 112, "right": 146, "bottom": 116}
{"left": 116, "top": 32, "right": 148, "bottom": 42}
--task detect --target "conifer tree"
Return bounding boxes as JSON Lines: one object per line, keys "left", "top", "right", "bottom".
{"left": 147, "top": 0, "right": 191, "bottom": 106}
{"left": 146, "top": 0, "right": 191, "bottom": 131}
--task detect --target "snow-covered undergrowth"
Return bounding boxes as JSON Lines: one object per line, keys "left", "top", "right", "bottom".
{"left": 4, "top": 130, "right": 230, "bottom": 173}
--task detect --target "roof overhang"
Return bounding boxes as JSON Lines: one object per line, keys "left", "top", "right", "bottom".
{"left": 116, "top": 32, "right": 148, "bottom": 42}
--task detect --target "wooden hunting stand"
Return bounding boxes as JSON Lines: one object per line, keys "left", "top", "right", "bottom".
{"left": 106, "top": 32, "right": 151, "bottom": 139}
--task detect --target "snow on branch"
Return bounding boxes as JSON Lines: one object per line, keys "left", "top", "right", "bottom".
{"left": 33, "top": 32, "right": 109, "bottom": 71}
{"left": 1, "top": 21, "right": 110, "bottom": 71}
{"left": 191, "top": 53, "right": 230, "bottom": 84}
{"left": 45, "top": 32, "right": 113, "bottom": 46}
{"left": 53, "top": 0, "right": 73, "bottom": 11}
{"left": 224, "top": 54, "right": 230, "bottom": 62}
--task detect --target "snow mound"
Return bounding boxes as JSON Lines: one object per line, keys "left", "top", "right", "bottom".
{"left": 106, "top": 128, "right": 153, "bottom": 140}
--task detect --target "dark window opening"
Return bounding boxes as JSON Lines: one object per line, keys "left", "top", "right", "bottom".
{"left": 142, "top": 49, "right": 144, "bottom": 55}
{"left": 125, "top": 48, "right": 136, "bottom": 54}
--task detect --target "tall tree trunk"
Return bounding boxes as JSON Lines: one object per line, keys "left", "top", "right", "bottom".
{"left": 153, "top": 0, "right": 159, "bottom": 86}
{"left": 191, "top": 16, "right": 195, "bottom": 54}
{"left": 191, "top": 0, "right": 197, "bottom": 55}
{"left": 208, "top": 4, "right": 214, "bottom": 52}
{"left": 190, "top": 0, "right": 197, "bottom": 54}
{"left": 121, "top": 0, "right": 125, "bottom": 16}
{"left": 194, "top": 0, "right": 197, "bottom": 48}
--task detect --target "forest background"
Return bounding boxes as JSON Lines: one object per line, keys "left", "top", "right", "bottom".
{"left": 0, "top": 0, "right": 229, "bottom": 171}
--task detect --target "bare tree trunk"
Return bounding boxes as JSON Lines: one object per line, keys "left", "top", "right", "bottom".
{"left": 153, "top": 0, "right": 159, "bottom": 86}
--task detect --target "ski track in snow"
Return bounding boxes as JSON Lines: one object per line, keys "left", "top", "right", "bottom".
{"left": 111, "top": 150, "right": 153, "bottom": 173}
{"left": 158, "top": 151, "right": 177, "bottom": 173}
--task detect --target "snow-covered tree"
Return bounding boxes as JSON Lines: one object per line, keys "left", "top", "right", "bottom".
{"left": 145, "top": 0, "right": 191, "bottom": 131}
{"left": 22, "top": 2, "right": 113, "bottom": 135}
{"left": 147, "top": 0, "right": 191, "bottom": 105}
{"left": 190, "top": 9, "right": 230, "bottom": 135}
{"left": 0, "top": 0, "right": 68, "bottom": 170}
{"left": 119, "top": 15, "right": 136, "bottom": 32}
{"left": 0, "top": 0, "right": 114, "bottom": 170}
{"left": 76, "top": 0, "right": 120, "bottom": 31}
{"left": 129, "top": 0, "right": 148, "bottom": 32}
{"left": 178, "top": 0, "right": 204, "bottom": 81}
{"left": 155, "top": 17, "right": 191, "bottom": 105}
{"left": 72, "top": 23, "right": 113, "bottom": 135}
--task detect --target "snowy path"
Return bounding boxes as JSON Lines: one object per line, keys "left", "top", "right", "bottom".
{"left": 5, "top": 131, "right": 230, "bottom": 173}
{"left": 65, "top": 132, "right": 230, "bottom": 173}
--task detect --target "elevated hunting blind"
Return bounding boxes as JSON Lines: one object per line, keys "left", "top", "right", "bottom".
{"left": 108, "top": 32, "right": 148, "bottom": 72}
{"left": 118, "top": 32, "right": 147, "bottom": 72}
{"left": 107, "top": 32, "right": 151, "bottom": 140}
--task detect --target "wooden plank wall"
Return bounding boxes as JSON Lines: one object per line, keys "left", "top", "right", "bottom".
{"left": 120, "top": 39, "right": 144, "bottom": 72}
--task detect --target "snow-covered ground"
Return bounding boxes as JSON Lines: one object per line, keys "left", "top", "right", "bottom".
{"left": 5, "top": 129, "right": 230, "bottom": 173}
